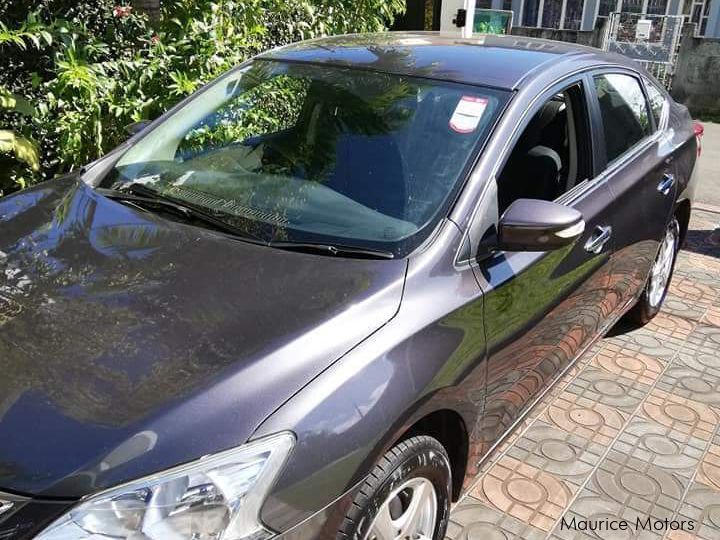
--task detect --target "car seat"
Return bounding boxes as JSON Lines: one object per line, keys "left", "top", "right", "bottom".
{"left": 497, "top": 99, "right": 565, "bottom": 211}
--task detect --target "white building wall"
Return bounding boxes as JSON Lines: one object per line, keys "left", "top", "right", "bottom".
{"left": 439, "top": 0, "right": 479, "bottom": 36}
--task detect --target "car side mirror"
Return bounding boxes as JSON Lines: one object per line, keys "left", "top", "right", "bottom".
{"left": 125, "top": 120, "right": 152, "bottom": 137}
{"left": 497, "top": 198, "right": 585, "bottom": 252}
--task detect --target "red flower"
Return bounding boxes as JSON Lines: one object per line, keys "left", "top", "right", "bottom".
{"left": 113, "top": 5, "right": 133, "bottom": 18}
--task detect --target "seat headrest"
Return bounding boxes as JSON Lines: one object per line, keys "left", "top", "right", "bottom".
{"left": 527, "top": 145, "right": 562, "bottom": 172}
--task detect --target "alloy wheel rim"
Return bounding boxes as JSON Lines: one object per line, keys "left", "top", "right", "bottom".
{"left": 364, "top": 477, "right": 437, "bottom": 540}
{"left": 648, "top": 222, "right": 678, "bottom": 307}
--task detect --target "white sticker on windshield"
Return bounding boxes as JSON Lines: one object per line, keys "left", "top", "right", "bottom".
{"left": 449, "top": 96, "right": 488, "bottom": 134}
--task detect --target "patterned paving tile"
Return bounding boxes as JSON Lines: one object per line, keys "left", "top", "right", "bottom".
{"left": 603, "top": 327, "right": 684, "bottom": 362}
{"left": 590, "top": 344, "right": 665, "bottom": 387}
{"left": 703, "top": 304, "right": 720, "bottom": 328}
{"left": 673, "top": 345, "right": 720, "bottom": 381}
{"left": 642, "top": 312, "right": 697, "bottom": 342}
{"left": 690, "top": 232, "right": 720, "bottom": 258}
{"left": 470, "top": 456, "right": 572, "bottom": 531}
{"left": 552, "top": 414, "right": 705, "bottom": 540}
{"left": 655, "top": 362, "right": 720, "bottom": 408}
{"left": 506, "top": 421, "right": 606, "bottom": 490}
{"left": 677, "top": 251, "right": 720, "bottom": 271}
{"left": 684, "top": 323, "right": 720, "bottom": 355}
{"left": 477, "top": 346, "right": 616, "bottom": 476}
{"left": 540, "top": 389, "right": 627, "bottom": 447}
{"left": 661, "top": 294, "right": 709, "bottom": 322}
{"left": 688, "top": 209, "right": 719, "bottom": 228}
{"left": 554, "top": 492, "right": 664, "bottom": 540}
{"left": 667, "top": 276, "right": 719, "bottom": 306}
{"left": 667, "top": 483, "right": 720, "bottom": 540}
{"left": 449, "top": 210, "right": 720, "bottom": 539}
{"left": 564, "top": 366, "right": 651, "bottom": 414}
{"left": 639, "top": 389, "right": 718, "bottom": 441}
{"left": 579, "top": 448, "right": 688, "bottom": 521}
{"left": 448, "top": 496, "right": 547, "bottom": 540}
{"left": 675, "top": 253, "right": 720, "bottom": 287}
{"left": 696, "top": 435, "right": 720, "bottom": 491}
{"left": 611, "top": 418, "right": 707, "bottom": 477}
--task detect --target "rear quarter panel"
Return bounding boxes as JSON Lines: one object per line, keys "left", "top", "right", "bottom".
{"left": 668, "top": 100, "right": 699, "bottom": 205}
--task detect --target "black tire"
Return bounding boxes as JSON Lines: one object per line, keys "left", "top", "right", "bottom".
{"left": 337, "top": 435, "right": 452, "bottom": 540}
{"left": 627, "top": 216, "right": 680, "bottom": 325}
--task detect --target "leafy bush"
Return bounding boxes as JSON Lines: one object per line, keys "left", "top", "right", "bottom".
{"left": 0, "top": 86, "right": 41, "bottom": 187}
{"left": 0, "top": 0, "right": 405, "bottom": 195}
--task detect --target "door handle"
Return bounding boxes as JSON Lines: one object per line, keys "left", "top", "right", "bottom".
{"left": 658, "top": 173, "right": 675, "bottom": 195}
{"left": 584, "top": 225, "right": 612, "bottom": 254}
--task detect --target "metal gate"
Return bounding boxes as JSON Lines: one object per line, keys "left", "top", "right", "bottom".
{"left": 602, "top": 12, "right": 684, "bottom": 89}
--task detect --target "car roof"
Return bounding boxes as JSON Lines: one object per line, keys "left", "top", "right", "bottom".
{"left": 260, "top": 32, "right": 637, "bottom": 90}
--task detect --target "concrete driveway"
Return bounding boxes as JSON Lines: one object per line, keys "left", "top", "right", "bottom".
{"left": 696, "top": 122, "right": 720, "bottom": 210}
{"left": 447, "top": 179, "right": 720, "bottom": 536}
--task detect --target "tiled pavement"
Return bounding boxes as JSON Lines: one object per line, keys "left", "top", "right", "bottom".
{"left": 447, "top": 209, "right": 720, "bottom": 540}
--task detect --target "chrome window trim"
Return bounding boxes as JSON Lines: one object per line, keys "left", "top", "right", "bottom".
{"left": 593, "top": 129, "right": 663, "bottom": 183}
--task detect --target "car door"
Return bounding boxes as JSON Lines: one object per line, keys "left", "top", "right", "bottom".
{"left": 467, "top": 76, "right": 622, "bottom": 447}
{"left": 587, "top": 70, "right": 678, "bottom": 308}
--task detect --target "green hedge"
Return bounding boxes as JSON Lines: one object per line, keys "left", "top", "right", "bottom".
{"left": 0, "top": 0, "right": 405, "bottom": 195}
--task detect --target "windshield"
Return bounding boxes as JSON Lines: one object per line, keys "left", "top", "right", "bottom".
{"left": 101, "top": 59, "right": 509, "bottom": 256}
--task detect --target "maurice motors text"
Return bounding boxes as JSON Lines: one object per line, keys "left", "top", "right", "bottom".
{"left": 560, "top": 516, "right": 695, "bottom": 532}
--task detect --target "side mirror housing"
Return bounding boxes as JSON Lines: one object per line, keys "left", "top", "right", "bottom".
{"left": 125, "top": 120, "right": 152, "bottom": 137}
{"left": 497, "top": 198, "right": 585, "bottom": 252}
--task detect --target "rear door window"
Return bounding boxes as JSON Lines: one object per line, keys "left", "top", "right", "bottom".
{"left": 593, "top": 73, "right": 651, "bottom": 163}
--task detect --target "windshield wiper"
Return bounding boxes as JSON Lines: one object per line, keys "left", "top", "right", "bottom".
{"left": 96, "top": 186, "right": 265, "bottom": 244}
{"left": 268, "top": 241, "right": 395, "bottom": 260}
{"left": 99, "top": 184, "right": 395, "bottom": 259}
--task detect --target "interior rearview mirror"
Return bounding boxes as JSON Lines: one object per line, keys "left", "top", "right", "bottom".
{"left": 497, "top": 198, "right": 585, "bottom": 252}
{"left": 125, "top": 120, "right": 152, "bottom": 137}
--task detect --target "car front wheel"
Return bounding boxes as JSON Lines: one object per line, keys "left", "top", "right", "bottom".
{"left": 628, "top": 216, "right": 680, "bottom": 325}
{"left": 337, "top": 435, "right": 452, "bottom": 540}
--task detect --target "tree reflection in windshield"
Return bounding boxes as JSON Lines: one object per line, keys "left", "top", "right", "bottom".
{"left": 105, "top": 57, "right": 508, "bottom": 255}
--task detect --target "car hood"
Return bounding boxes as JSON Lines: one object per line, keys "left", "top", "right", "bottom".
{"left": 0, "top": 177, "right": 406, "bottom": 498}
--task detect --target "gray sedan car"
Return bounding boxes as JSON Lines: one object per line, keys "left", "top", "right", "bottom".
{"left": 0, "top": 32, "right": 700, "bottom": 540}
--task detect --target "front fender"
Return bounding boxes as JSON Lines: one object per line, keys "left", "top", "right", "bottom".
{"left": 253, "top": 223, "right": 488, "bottom": 535}
{"left": 254, "top": 325, "right": 479, "bottom": 534}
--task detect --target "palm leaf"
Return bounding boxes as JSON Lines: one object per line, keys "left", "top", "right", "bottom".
{"left": 0, "top": 130, "right": 41, "bottom": 171}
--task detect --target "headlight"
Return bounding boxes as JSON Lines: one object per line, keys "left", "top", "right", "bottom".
{"left": 36, "top": 432, "right": 294, "bottom": 540}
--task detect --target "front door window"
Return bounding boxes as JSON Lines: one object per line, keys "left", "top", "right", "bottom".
{"left": 497, "top": 83, "right": 593, "bottom": 212}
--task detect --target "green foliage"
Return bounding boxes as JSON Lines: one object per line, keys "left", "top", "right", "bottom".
{"left": 0, "top": 13, "right": 52, "bottom": 49}
{"left": 0, "top": 0, "right": 406, "bottom": 195}
{"left": 0, "top": 77, "right": 41, "bottom": 194}
{"left": 0, "top": 129, "right": 40, "bottom": 172}
{"left": 0, "top": 87, "right": 38, "bottom": 117}
{"left": 474, "top": 21, "right": 507, "bottom": 34}
{"left": 178, "top": 73, "right": 311, "bottom": 158}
